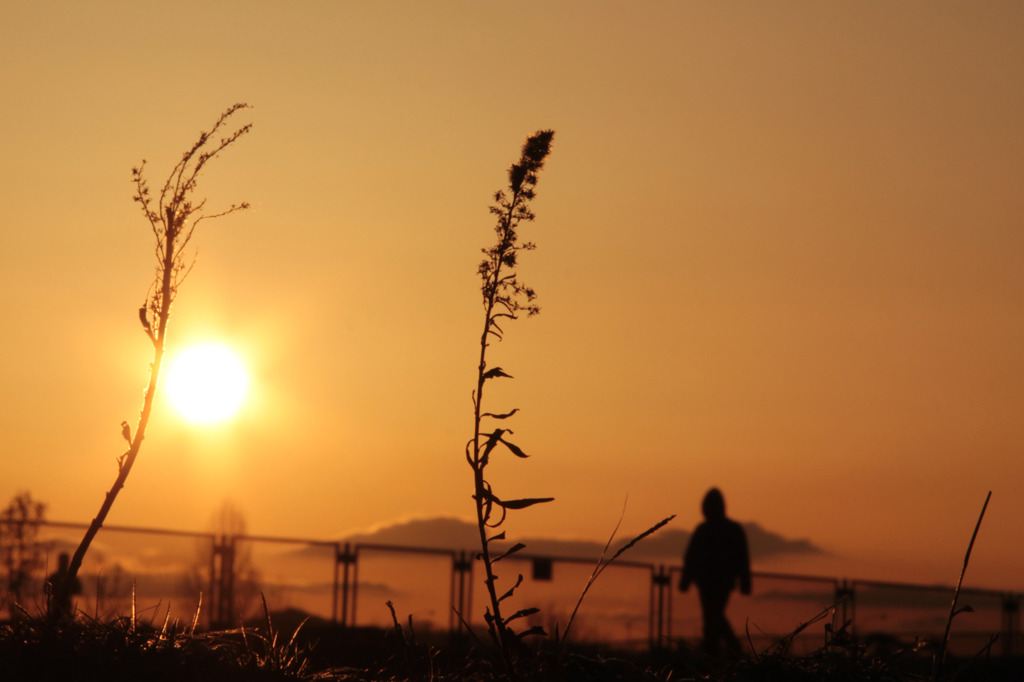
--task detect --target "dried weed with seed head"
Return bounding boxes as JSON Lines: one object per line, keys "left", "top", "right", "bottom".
{"left": 467, "top": 130, "right": 554, "bottom": 678}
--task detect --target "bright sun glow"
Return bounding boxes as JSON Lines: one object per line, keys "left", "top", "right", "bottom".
{"left": 164, "top": 344, "right": 250, "bottom": 424}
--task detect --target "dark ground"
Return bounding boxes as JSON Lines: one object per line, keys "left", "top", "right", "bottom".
{"left": 2, "top": 615, "right": 1022, "bottom": 681}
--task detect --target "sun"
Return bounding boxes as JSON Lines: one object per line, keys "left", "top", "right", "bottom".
{"left": 164, "top": 344, "right": 250, "bottom": 424}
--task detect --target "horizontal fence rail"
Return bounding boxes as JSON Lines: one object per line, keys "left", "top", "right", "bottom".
{"left": 1, "top": 520, "right": 1019, "bottom": 656}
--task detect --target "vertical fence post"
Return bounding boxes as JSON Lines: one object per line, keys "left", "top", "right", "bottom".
{"left": 835, "top": 580, "right": 855, "bottom": 632}
{"left": 1002, "top": 593, "right": 1020, "bottom": 656}
{"left": 650, "top": 565, "right": 671, "bottom": 650}
{"left": 451, "top": 551, "right": 473, "bottom": 635}
{"left": 226, "top": 536, "right": 236, "bottom": 624}
{"left": 211, "top": 534, "right": 236, "bottom": 628}
{"left": 666, "top": 566, "right": 675, "bottom": 644}
{"left": 207, "top": 535, "right": 217, "bottom": 629}
{"left": 448, "top": 551, "right": 456, "bottom": 634}
{"left": 849, "top": 580, "right": 861, "bottom": 637}
{"left": 336, "top": 543, "right": 356, "bottom": 627}
{"left": 332, "top": 543, "right": 340, "bottom": 624}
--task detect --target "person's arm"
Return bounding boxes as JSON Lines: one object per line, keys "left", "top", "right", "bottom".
{"left": 736, "top": 524, "right": 752, "bottom": 595}
{"left": 679, "top": 525, "right": 703, "bottom": 591}
{"left": 680, "top": 541, "right": 692, "bottom": 591}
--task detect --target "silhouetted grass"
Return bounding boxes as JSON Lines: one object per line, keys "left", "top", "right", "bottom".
{"left": 5, "top": 607, "right": 1016, "bottom": 682}
{"left": 1, "top": 614, "right": 295, "bottom": 681}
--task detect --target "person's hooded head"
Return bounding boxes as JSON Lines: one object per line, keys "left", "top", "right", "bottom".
{"left": 701, "top": 487, "right": 726, "bottom": 521}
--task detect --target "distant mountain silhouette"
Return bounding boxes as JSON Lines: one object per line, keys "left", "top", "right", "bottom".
{"left": 336, "top": 516, "right": 822, "bottom": 561}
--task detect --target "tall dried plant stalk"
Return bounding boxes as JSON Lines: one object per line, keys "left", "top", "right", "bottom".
{"left": 466, "top": 130, "right": 554, "bottom": 675}
{"left": 50, "top": 104, "right": 252, "bottom": 620}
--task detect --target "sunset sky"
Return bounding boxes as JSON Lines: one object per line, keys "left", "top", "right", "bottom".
{"left": 2, "top": 2, "right": 1022, "bottom": 591}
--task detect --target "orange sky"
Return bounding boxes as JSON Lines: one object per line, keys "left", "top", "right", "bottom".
{"left": 2, "top": 2, "right": 1022, "bottom": 591}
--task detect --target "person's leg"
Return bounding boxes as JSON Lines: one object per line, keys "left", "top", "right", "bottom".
{"left": 720, "top": 601, "right": 741, "bottom": 655}
{"left": 699, "top": 586, "right": 728, "bottom": 655}
{"left": 700, "top": 585, "right": 741, "bottom": 656}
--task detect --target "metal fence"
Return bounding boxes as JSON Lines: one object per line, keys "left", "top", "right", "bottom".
{"left": 1, "top": 520, "right": 1019, "bottom": 656}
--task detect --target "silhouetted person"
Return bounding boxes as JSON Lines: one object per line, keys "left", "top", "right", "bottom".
{"left": 680, "top": 488, "right": 751, "bottom": 656}
{"left": 46, "top": 552, "right": 81, "bottom": 619}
